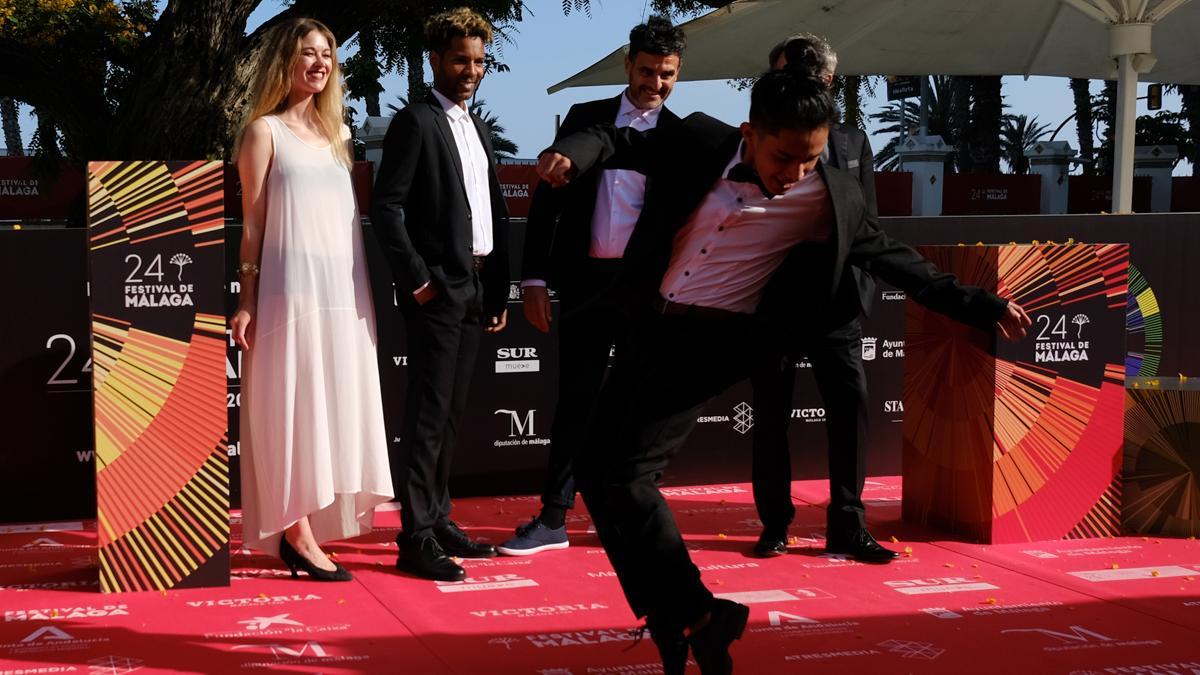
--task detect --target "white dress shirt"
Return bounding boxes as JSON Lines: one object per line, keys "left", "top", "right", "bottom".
{"left": 432, "top": 88, "right": 493, "bottom": 256}
{"left": 659, "top": 143, "right": 832, "bottom": 314}
{"left": 523, "top": 92, "right": 663, "bottom": 290}
{"left": 590, "top": 93, "right": 663, "bottom": 259}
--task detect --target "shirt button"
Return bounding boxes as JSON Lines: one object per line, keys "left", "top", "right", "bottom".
{"left": 736, "top": 197, "right": 743, "bottom": 203}
{"left": 684, "top": 271, "right": 690, "bottom": 276}
{"left": 700, "top": 249, "right": 707, "bottom": 255}
{"left": 668, "top": 293, "right": 675, "bottom": 298}
{"left": 718, "top": 226, "right": 725, "bottom": 232}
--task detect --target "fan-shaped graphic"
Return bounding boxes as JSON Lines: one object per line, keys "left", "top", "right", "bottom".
{"left": 1123, "top": 388, "right": 1200, "bottom": 538}
{"left": 904, "top": 244, "right": 1127, "bottom": 543}
{"left": 1125, "top": 264, "right": 1163, "bottom": 377}
{"left": 88, "top": 161, "right": 228, "bottom": 591}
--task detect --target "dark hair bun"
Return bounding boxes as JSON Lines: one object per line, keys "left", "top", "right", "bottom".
{"left": 782, "top": 40, "right": 823, "bottom": 79}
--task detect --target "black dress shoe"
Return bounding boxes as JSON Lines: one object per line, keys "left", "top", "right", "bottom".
{"left": 825, "top": 528, "right": 899, "bottom": 564}
{"left": 686, "top": 599, "right": 749, "bottom": 675}
{"left": 645, "top": 623, "right": 688, "bottom": 675}
{"left": 396, "top": 535, "right": 467, "bottom": 581}
{"left": 752, "top": 530, "right": 788, "bottom": 557}
{"left": 434, "top": 520, "right": 497, "bottom": 558}
{"left": 279, "top": 538, "right": 352, "bottom": 582}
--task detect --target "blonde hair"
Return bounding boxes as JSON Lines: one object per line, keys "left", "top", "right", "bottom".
{"left": 236, "top": 18, "right": 351, "bottom": 167}
{"left": 424, "top": 7, "right": 494, "bottom": 54}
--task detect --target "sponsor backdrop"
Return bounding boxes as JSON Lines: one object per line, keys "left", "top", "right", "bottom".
{"left": 901, "top": 244, "right": 1128, "bottom": 544}
{"left": 87, "top": 161, "right": 229, "bottom": 591}
{"left": 2, "top": 213, "right": 1198, "bottom": 526}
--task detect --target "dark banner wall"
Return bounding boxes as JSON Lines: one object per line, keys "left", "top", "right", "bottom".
{"left": 4, "top": 212, "right": 1198, "bottom": 521}
{"left": 0, "top": 230, "right": 94, "bottom": 521}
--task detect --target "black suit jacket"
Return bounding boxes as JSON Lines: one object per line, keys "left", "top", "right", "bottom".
{"left": 546, "top": 113, "right": 1007, "bottom": 347}
{"left": 371, "top": 93, "right": 511, "bottom": 319}
{"left": 827, "top": 124, "right": 878, "bottom": 319}
{"left": 521, "top": 95, "right": 679, "bottom": 289}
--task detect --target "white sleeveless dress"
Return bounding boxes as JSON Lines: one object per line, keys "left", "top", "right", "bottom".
{"left": 240, "top": 115, "right": 393, "bottom": 555}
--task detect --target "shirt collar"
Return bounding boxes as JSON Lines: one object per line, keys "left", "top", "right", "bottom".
{"left": 431, "top": 88, "right": 469, "bottom": 122}
{"left": 722, "top": 141, "right": 822, "bottom": 194}
{"left": 722, "top": 141, "right": 747, "bottom": 179}
{"left": 618, "top": 90, "right": 663, "bottom": 125}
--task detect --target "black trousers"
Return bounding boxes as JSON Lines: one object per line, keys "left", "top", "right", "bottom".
{"left": 749, "top": 317, "right": 869, "bottom": 535}
{"left": 540, "top": 259, "right": 626, "bottom": 511}
{"left": 577, "top": 308, "right": 753, "bottom": 630}
{"left": 396, "top": 278, "right": 483, "bottom": 540}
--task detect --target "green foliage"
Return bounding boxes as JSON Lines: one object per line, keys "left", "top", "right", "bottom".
{"left": 1134, "top": 110, "right": 1191, "bottom": 163}
{"left": 1000, "top": 114, "right": 1051, "bottom": 174}
{"left": 870, "top": 76, "right": 957, "bottom": 171}
{"left": 471, "top": 99, "right": 518, "bottom": 158}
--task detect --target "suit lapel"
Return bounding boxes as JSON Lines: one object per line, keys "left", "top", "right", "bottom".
{"left": 427, "top": 94, "right": 469, "bottom": 200}
{"left": 601, "top": 94, "right": 622, "bottom": 123}
{"left": 470, "top": 113, "right": 497, "bottom": 170}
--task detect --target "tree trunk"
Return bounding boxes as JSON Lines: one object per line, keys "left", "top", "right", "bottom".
{"left": 360, "top": 28, "right": 381, "bottom": 117}
{"left": 1070, "top": 78, "right": 1094, "bottom": 175}
{"left": 969, "top": 76, "right": 1002, "bottom": 173}
{"left": 950, "top": 76, "right": 972, "bottom": 173}
{"left": 33, "top": 109, "right": 60, "bottom": 158}
{"left": 1098, "top": 80, "right": 1118, "bottom": 175}
{"left": 0, "top": 98, "right": 22, "bottom": 156}
{"left": 1179, "top": 84, "right": 1200, "bottom": 176}
{"left": 836, "top": 75, "right": 866, "bottom": 130}
{"left": 406, "top": 43, "right": 426, "bottom": 103}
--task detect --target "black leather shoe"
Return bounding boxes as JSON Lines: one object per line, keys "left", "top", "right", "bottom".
{"left": 434, "top": 520, "right": 497, "bottom": 558}
{"left": 279, "top": 538, "right": 352, "bottom": 582}
{"left": 752, "top": 530, "right": 788, "bottom": 557}
{"left": 825, "top": 528, "right": 899, "bottom": 564}
{"left": 646, "top": 623, "right": 688, "bottom": 675}
{"left": 396, "top": 535, "right": 467, "bottom": 581}
{"left": 686, "top": 599, "right": 749, "bottom": 675}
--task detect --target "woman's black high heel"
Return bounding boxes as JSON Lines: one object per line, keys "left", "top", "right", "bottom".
{"left": 280, "top": 537, "right": 353, "bottom": 581}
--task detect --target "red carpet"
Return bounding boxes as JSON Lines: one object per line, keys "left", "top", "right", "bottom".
{"left": 2, "top": 477, "right": 1198, "bottom": 674}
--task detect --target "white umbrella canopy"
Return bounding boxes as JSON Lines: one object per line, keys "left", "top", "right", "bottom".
{"left": 549, "top": 0, "right": 1200, "bottom": 212}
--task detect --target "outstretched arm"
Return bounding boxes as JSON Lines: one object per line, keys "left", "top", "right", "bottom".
{"left": 537, "top": 123, "right": 665, "bottom": 187}
{"left": 848, "top": 213, "right": 1030, "bottom": 340}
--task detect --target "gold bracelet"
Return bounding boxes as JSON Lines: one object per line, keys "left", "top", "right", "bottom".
{"left": 238, "top": 261, "right": 261, "bottom": 277}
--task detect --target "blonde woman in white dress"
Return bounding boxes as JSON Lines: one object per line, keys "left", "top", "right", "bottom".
{"left": 231, "top": 17, "right": 392, "bottom": 581}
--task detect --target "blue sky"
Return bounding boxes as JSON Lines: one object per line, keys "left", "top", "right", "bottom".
{"left": 6, "top": 0, "right": 1189, "bottom": 174}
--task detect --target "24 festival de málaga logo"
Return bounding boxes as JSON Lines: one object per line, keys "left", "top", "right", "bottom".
{"left": 124, "top": 252, "right": 195, "bottom": 308}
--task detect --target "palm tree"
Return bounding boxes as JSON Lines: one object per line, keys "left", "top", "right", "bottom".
{"left": 470, "top": 99, "right": 519, "bottom": 159}
{"left": 1168, "top": 84, "right": 1200, "bottom": 175}
{"left": 386, "top": 95, "right": 518, "bottom": 159}
{"left": 1092, "top": 80, "right": 1120, "bottom": 175}
{"left": 1000, "top": 115, "right": 1052, "bottom": 174}
{"left": 345, "top": 28, "right": 384, "bottom": 117}
{"left": 1069, "top": 78, "right": 1095, "bottom": 175}
{"left": 29, "top": 109, "right": 59, "bottom": 158}
{"left": 870, "top": 76, "right": 957, "bottom": 171}
{"left": 950, "top": 77, "right": 972, "bottom": 173}
{"left": 0, "top": 98, "right": 22, "bottom": 156}
{"left": 968, "top": 76, "right": 1004, "bottom": 173}
{"left": 832, "top": 75, "right": 877, "bottom": 131}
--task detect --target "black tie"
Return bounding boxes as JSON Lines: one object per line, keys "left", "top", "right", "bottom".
{"left": 726, "top": 163, "right": 773, "bottom": 198}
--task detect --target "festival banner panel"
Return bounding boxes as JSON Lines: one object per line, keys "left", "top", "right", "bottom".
{"left": 87, "top": 161, "right": 229, "bottom": 591}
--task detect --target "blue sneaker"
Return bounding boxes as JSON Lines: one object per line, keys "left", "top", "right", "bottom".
{"left": 496, "top": 517, "right": 569, "bottom": 556}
